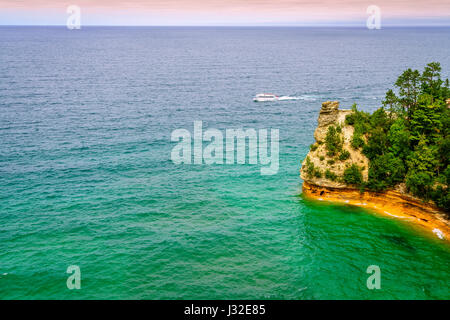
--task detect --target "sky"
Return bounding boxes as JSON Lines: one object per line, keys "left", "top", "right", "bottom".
{"left": 0, "top": 0, "right": 449, "bottom": 26}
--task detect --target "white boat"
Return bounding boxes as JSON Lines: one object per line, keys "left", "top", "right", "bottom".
{"left": 253, "top": 93, "right": 279, "bottom": 102}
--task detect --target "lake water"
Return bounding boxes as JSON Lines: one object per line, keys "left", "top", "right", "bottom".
{"left": 0, "top": 26, "right": 449, "bottom": 299}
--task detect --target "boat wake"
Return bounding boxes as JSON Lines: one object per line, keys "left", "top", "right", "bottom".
{"left": 253, "top": 93, "right": 318, "bottom": 102}
{"left": 278, "top": 95, "right": 317, "bottom": 101}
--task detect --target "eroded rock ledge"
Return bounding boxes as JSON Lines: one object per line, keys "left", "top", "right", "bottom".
{"left": 303, "top": 181, "right": 450, "bottom": 240}
{"left": 300, "top": 101, "right": 450, "bottom": 241}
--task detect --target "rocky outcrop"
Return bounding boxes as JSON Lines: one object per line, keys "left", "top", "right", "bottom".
{"left": 300, "top": 101, "right": 368, "bottom": 188}
{"left": 313, "top": 101, "right": 341, "bottom": 141}
{"left": 300, "top": 101, "right": 450, "bottom": 241}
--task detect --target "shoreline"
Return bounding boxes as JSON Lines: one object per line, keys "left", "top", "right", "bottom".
{"left": 302, "top": 181, "right": 450, "bottom": 242}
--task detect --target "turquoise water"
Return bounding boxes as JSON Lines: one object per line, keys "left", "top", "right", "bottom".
{"left": 0, "top": 27, "right": 449, "bottom": 299}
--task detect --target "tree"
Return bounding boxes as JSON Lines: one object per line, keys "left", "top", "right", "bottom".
{"left": 387, "top": 118, "right": 410, "bottom": 161}
{"left": 369, "top": 107, "right": 392, "bottom": 131}
{"left": 409, "top": 94, "right": 443, "bottom": 145}
{"left": 406, "top": 171, "right": 434, "bottom": 199}
{"left": 420, "top": 62, "right": 443, "bottom": 99}
{"left": 367, "top": 152, "right": 406, "bottom": 191}
{"left": 395, "top": 68, "right": 421, "bottom": 118}
{"left": 341, "top": 62, "right": 449, "bottom": 213}
{"left": 343, "top": 164, "right": 363, "bottom": 186}
{"left": 382, "top": 89, "right": 402, "bottom": 115}
{"left": 407, "top": 136, "right": 438, "bottom": 175}
{"left": 363, "top": 127, "right": 389, "bottom": 160}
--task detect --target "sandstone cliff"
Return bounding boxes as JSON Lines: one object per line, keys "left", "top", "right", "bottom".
{"left": 300, "top": 101, "right": 449, "bottom": 240}
{"left": 300, "top": 101, "right": 369, "bottom": 188}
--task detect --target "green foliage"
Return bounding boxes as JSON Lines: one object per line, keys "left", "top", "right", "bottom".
{"left": 343, "top": 62, "right": 450, "bottom": 212}
{"left": 406, "top": 171, "right": 434, "bottom": 200}
{"left": 382, "top": 89, "right": 402, "bottom": 115}
{"left": 325, "top": 125, "right": 343, "bottom": 157}
{"left": 351, "top": 133, "right": 365, "bottom": 150}
{"left": 387, "top": 118, "right": 410, "bottom": 161}
{"left": 325, "top": 169, "right": 338, "bottom": 181}
{"left": 305, "top": 156, "right": 322, "bottom": 179}
{"left": 346, "top": 104, "right": 370, "bottom": 150}
{"left": 432, "top": 185, "right": 450, "bottom": 211}
{"left": 327, "top": 159, "right": 335, "bottom": 165}
{"left": 319, "top": 156, "right": 325, "bottom": 161}
{"left": 362, "top": 128, "right": 387, "bottom": 160}
{"left": 395, "top": 68, "right": 421, "bottom": 118}
{"left": 305, "top": 156, "right": 314, "bottom": 177}
{"left": 406, "top": 137, "right": 439, "bottom": 174}
{"left": 314, "top": 169, "right": 323, "bottom": 178}
{"left": 343, "top": 164, "right": 363, "bottom": 186}
{"left": 345, "top": 104, "right": 370, "bottom": 127}
{"left": 367, "top": 153, "right": 406, "bottom": 191}
{"left": 370, "top": 107, "right": 392, "bottom": 129}
{"left": 421, "top": 62, "right": 444, "bottom": 99}
{"left": 432, "top": 166, "right": 450, "bottom": 211}
{"left": 339, "top": 150, "right": 350, "bottom": 161}
{"left": 361, "top": 108, "right": 394, "bottom": 161}
{"left": 409, "top": 94, "right": 443, "bottom": 145}
{"left": 310, "top": 144, "right": 318, "bottom": 151}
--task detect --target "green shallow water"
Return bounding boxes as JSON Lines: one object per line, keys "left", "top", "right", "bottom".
{"left": 0, "top": 27, "right": 449, "bottom": 299}
{"left": 2, "top": 163, "right": 449, "bottom": 299}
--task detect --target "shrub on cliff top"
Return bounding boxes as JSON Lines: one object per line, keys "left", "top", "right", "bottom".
{"left": 325, "top": 125, "right": 343, "bottom": 157}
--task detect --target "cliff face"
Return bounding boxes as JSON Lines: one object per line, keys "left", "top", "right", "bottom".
{"left": 300, "top": 101, "right": 369, "bottom": 188}
{"left": 300, "top": 101, "right": 449, "bottom": 241}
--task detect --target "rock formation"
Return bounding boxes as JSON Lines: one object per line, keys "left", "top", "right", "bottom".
{"left": 300, "top": 101, "right": 368, "bottom": 189}
{"left": 300, "top": 101, "right": 450, "bottom": 240}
